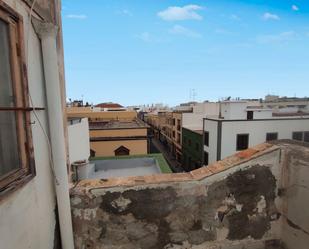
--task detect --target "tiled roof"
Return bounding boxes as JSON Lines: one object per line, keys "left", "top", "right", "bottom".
{"left": 95, "top": 103, "right": 124, "bottom": 108}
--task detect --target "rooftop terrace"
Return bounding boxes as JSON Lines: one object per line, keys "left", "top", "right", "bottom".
{"left": 70, "top": 141, "right": 309, "bottom": 249}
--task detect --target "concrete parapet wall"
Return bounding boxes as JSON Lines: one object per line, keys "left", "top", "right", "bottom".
{"left": 70, "top": 142, "right": 309, "bottom": 249}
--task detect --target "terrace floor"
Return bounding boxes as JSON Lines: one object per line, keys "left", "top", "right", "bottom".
{"left": 92, "top": 157, "right": 161, "bottom": 178}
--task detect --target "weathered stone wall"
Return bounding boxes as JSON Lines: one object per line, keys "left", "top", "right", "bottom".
{"left": 71, "top": 144, "right": 286, "bottom": 249}
{"left": 276, "top": 141, "right": 309, "bottom": 249}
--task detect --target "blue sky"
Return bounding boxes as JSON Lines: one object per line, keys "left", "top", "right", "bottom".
{"left": 62, "top": 0, "right": 309, "bottom": 106}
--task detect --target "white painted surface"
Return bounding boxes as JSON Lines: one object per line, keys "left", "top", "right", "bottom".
{"left": 0, "top": 1, "right": 58, "bottom": 249}
{"left": 250, "top": 109, "right": 273, "bottom": 119}
{"left": 68, "top": 118, "right": 90, "bottom": 164}
{"left": 193, "top": 102, "right": 220, "bottom": 115}
{"left": 38, "top": 21, "right": 74, "bottom": 249}
{"left": 204, "top": 118, "right": 309, "bottom": 164}
{"left": 220, "top": 101, "right": 249, "bottom": 119}
{"left": 182, "top": 113, "right": 204, "bottom": 130}
{"left": 183, "top": 102, "right": 220, "bottom": 130}
{"left": 221, "top": 119, "right": 309, "bottom": 160}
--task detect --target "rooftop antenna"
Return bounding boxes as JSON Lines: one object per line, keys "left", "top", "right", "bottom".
{"left": 189, "top": 89, "right": 197, "bottom": 102}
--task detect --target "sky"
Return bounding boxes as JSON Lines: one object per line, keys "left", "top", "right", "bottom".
{"left": 62, "top": 0, "right": 309, "bottom": 106}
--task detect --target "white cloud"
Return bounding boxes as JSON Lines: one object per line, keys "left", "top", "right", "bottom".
{"left": 292, "top": 5, "right": 299, "bottom": 11}
{"left": 157, "top": 5, "right": 203, "bottom": 21}
{"left": 169, "top": 25, "right": 201, "bottom": 38}
{"left": 66, "top": 14, "right": 87, "bottom": 19}
{"left": 262, "top": 12, "right": 280, "bottom": 21}
{"left": 256, "top": 31, "right": 297, "bottom": 44}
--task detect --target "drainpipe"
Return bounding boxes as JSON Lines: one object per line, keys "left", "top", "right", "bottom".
{"left": 32, "top": 19, "right": 75, "bottom": 249}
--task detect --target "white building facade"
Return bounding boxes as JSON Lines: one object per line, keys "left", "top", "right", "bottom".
{"left": 68, "top": 117, "right": 90, "bottom": 164}
{"left": 203, "top": 101, "right": 309, "bottom": 165}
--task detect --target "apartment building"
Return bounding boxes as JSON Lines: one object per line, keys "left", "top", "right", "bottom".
{"left": 146, "top": 102, "right": 220, "bottom": 166}
{"left": 203, "top": 100, "right": 309, "bottom": 165}
{"left": 182, "top": 128, "right": 203, "bottom": 171}
{"left": 89, "top": 119, "right": 149, "bottom": 157}
{"left": 263, "top": 95, "right": 309, "bottom": 114}
{"left": 67, "top": 107, "right": 149, "bottom": 157}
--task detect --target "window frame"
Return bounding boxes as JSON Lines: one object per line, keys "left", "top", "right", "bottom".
{"left": 266, "top": 132, "right": 278, "bottom": 142}
{"left": 292, "top": 131, "right": 303, "bottom": 142}
{"left": 0, "top": 2, "right": 35, "bottom": 196}
{"left": 247, "top": 111, "right": 254, "bottom": 120}
{"left": 236, "top": 134, "right": 249, "bottom": 151}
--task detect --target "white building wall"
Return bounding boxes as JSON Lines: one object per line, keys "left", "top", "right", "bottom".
{"left": 182, "top": 113, "right": 204, "bottom": 130}
{"left": 193, "top": 102, "right": 220, "bottom": 116}
{"left": 220, "top": 102, "right": 248, "bottom": 119}
{"left": 68, "top": 118, "right": 90, "bottom": 164}
{"left": 204, "top": 120, "right": 218, "bottom": 164}
{"left": 220, "top": 119, "right": 309, "bottom": 161}
{"left": 0, "top": 1, "right": 59, "bottom": 248}
{"left": 183, "top": 103, "right": 220, "bottom": 130}
{"left": 251, "top": 110, "right": 273, "bottom": 119}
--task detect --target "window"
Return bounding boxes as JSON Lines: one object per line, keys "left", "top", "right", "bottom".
{"left": 266, "top": 132, "right": 278, "bottom": 142}
{"left": 247, "top": 111, "right": 254, "bottom": 120}
{"left": 0, "top": 4, "right": 35, "bottom": 194}
{"left": 188, "top": 139, "right": 192, "bottom": 146}
{"left": 204, "top": 132, "right": 209, "bottom": 146}
{"left": 236, "top": 134, "right": 249, "bottom": 151}
{"left": 183, "top": 136, "right": 187, "bottom": 144}
{"left": 177, "top": 119, "right": 181, "bottom": 131}
{"left": 292, "top": 131, "right": 309, "bottom": 143}
{"left": 114, "top": 146, "right": 130, "bottom": 156}
{"left": 292, "top": 132, "right": 303, "bottom": 141}
{"left": 204, "top": 152, "right": 209, "bottom": 165}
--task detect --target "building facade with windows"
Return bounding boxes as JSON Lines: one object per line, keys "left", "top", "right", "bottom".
{"left": 203, "top": 101, "right": 309, "bottom": 165}
{"left": 182, "top": 128, "right": 203, "bottom": 171}
{"left": 89, "top": 119, "right": 149, "bottom": 157}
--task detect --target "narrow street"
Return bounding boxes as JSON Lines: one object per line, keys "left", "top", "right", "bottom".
{"left": 150, "top": 138, "right": 184, "bottom": 173}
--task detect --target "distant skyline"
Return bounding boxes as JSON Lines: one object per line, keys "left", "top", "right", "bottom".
{"left": 62, "top": 0, "right": 309, "bottom": 106}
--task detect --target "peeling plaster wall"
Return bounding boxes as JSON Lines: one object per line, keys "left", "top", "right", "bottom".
{"left": 0, "top": 0, "right": 62, "bottom": 248}
{"left": 71, "top": 148, "right": 284, "bottom": 249}
{"left": 279, "top": 142, "right": 309, "bottom": 249}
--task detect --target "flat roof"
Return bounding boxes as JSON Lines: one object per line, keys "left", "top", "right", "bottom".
{"left": 91, "top": 158, "right": 161, "bottom": 178}
{"left": 89, "top": 119, "right": 149, "bottom": 130}
{"left": 204, "top": 116, "right": 309, "bottom": 122}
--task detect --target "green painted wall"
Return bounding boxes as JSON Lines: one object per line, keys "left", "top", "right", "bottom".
{"left": 182, "top": 128, "right": 203, "bottom": 171}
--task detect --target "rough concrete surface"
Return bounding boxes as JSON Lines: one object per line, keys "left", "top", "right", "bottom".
{"left": 71, "top": 148, "right": 283, "bottom": 248}
{"left": 70, "top": 142, "right": 309, "bottom": 249}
